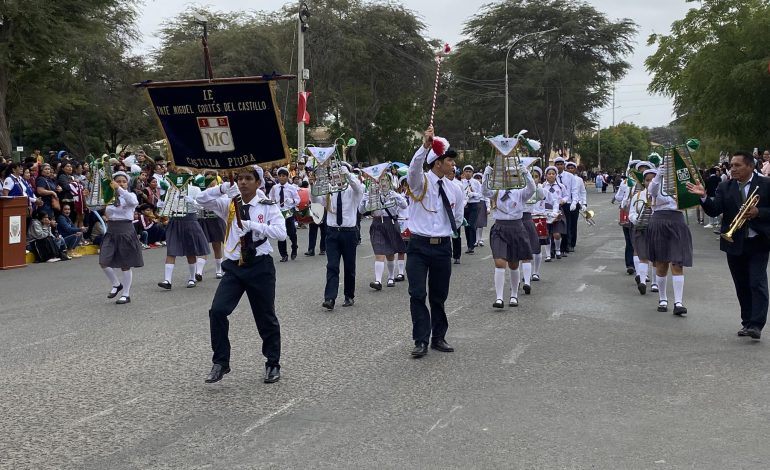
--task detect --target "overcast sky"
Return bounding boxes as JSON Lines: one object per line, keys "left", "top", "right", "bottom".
{"left": 137, "top": 0, "right": 694, "bottom": 129}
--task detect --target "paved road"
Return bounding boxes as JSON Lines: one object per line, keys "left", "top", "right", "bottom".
{"left": 2, "top": 192, "right": 769, "bottom": 469}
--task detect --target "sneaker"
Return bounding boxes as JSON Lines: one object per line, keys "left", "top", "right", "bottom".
{"left": 703, "top": 224, "right": 713, "bottom": 229}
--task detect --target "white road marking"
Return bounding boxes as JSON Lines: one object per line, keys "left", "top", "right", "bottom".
{"left": 482, "top": 254, "right": 492, "bottom": 260}
{"left": 594, "top": 265, "right": 606, "bottom": 272}
{"left": 575, "top": 283, "right": 587, "bottom": 292}
{"left": 551, "top": 310, "right": 563, "bottom": 319}
{"left": 11, "top": 332, "right": 78, "bottom": 351}
{"left": 427, "top": 405, "right": 463, "bottom": 434}
{"left": 242, "top": 399, "right": 299, "bottom": 435}
{"left": 361, "top": 254, "right": 374, "bottom": 259}
{"left": 72, "top": 407, "right": 116, "bottom": 426}
{"left": 503, "top": 343, "right": 529, "bottom": 364}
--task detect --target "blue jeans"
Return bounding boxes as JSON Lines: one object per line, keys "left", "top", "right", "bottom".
{"left": 63, "top": 233, "right": 82, "bottom": 250}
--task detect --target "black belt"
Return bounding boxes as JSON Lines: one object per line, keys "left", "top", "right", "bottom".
{"left": 327, "top": 226, "right": 357, "bottom": 232}
{"left": 411, "top": 234, "right": 450, "bottom": 245}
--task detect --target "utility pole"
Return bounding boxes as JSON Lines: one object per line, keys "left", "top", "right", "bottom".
{"left": 297, "top": 2, "right": 310, "bottom": 157}
{"left": 611, "top": 86, "right": 615, "bottom": 127}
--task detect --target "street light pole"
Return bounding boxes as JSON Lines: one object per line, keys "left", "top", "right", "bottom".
{"left": 505, "top": 27, "right": 557, "bottom": 137}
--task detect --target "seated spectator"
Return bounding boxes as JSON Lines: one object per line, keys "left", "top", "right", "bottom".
{"left": 137, "top": 203, "right": 166, "bottom": 247}
{"left": 27, "top": 210, "right": 69, "bottom": 262}
{"left": 56, "top": 205, "right": 86, "bottom": 251}
{"left": 89, "top": 209, "right": 107, "bottom": 246}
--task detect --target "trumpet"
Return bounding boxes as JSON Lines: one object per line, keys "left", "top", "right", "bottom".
{"left": 580, "top": 208, "right": 596, "bottom": 226}
{"left": 721, "top": 186, "right": 760, "bottom": 243}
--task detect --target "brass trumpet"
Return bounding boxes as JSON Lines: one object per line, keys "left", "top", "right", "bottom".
{"left": 722, "top": 186, "right": 760, "bottom": 243}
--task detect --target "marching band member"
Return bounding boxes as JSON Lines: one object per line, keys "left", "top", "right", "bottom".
{"left": 405, "top": 127, "right": 464, "bottom": 358}
{"left": 304, "top": 166, "right": 327, "bottom": 257}
{"left": 461, "top": 165, "right": 483, "bottom": 254}
{"left": 482, "top": 162, "right": 536, "bottom": 308}
{"left": 196, "top": 165, "right": 286, "bottom": 384}
{"left": 566, "top": 161, "right": 586, "bottom": 251}
{"left": 615, "top": 160, "right": 639, "bottom": 275}
{"left": 646, "top": 160, "right": 694, "bottom": 315}
{"left": 521, "top": 166, "right": 546, "bottom": 287}
{"left": 194, "top": 171, "right": 226, "bottom": 280}
{"left": 269, "top": 167, "right": 299, "bottom": 262}
{"left": 396, "top": 176, "right": 410, "bottom": 281}
{"left": 445, "top": 165, "right": 464, "bottom": 264}
{"left": 554, "top": 157, "right": 579, "bottom": 255}
{"left": 359, "top": 182, "right": 408, "bottom": 290}
{"left": 313, "top": 162, "right": 364, "bottom": 310}
{"left": 628, "top": 166, "right": 656, "bottom": 295}
{"left": 542, "top": 166, "right": 567, "bottom": 261}
{"left": 99, "top": 171, "right": 143, "bottom": 305}
{"left": 529, "top": 167, "right": 549, "bottom": 281}
{"left": 473, "top": 172, "right": 489, "bottom": 247}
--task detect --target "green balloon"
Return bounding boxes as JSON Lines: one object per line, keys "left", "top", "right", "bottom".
{"left": 686, "top": 138, "right": 700, "bottom": 151}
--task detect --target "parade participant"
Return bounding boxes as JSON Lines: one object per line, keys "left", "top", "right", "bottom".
{"left": 445, "top": 165, "right": 464, "bottom": 264}
{"left": 614, "top": 161, "right": 639, "bottom": 276}
{"left": 304, "top": 167, "right": 326, "bottom": 256}
{"left": 646, "top": 160, "right": 694, "bottom": 315}
{"left": 269, "top": 167, "right": 299, "bottom": 262}
{"left": 473, "top": 172, "right": 489, "bottom": 246}
{"left": 461, "top": 165, "right": 483, "bottom": 253}
{"left": 521, "top": 166, "right": 546, "bottom": 287}
{"left": 99, "top": 171, "right": 143, "bottom": 305}
{"left": 313, "top": 162, "right": 364, "bottom": 310}
{"left": 395, "top": 175, "right": 410, "bottom": 281}
{"left": 628, "top": 167, "right": 656, "bottom": 295}
{"left": 482, "top": 162, "right": 536, "bottom": 308}
{"left": 542, "top": 166, "right": 567, "bottom": 261}
{"left": 554, "top": 157, "right": 579, "bottom": 254}
{"left": 405, "top": 127, "right": 464, "bottom": 357}
{"left": 157, "top": 177, "right": 210, "bottom": 290}
{"left": 566, "top": 161, "right": 585, "bottom": 251}
{"left": 193, "top": 171, "right": 226, "bottom": 280}
{"left": 359, "top": 172, "right": 408, "bottom": 290}
{"left": 528, "top": 167, "right": 549, "bottom": 281}
{"left": 196, "top": 165, "right": 286, "bottom": 384}
{"left": 689, "top": 151, "right": 770, "bottom": 339}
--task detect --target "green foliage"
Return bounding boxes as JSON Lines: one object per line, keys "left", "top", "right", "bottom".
{"left": 646, "top": 0, "right": 770, "bottom": 147}
{"left": 576, "top": 123, "right": 651, "bottom": 171}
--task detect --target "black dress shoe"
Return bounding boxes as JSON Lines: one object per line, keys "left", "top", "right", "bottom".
{"left": 195, "top": 273, "right": 203, "bottom": 282}
{"left": 465, "top": 249, "right": 475, "bottom": 254}
{"left": 370, "top": 281, "right": 382, "bottom": 291}
{"left": 657, "top": 301, "right": 668, "bottom": 312}
{"left": 737, "top": 328, "right": 749, "bottom": 337}
{"left": 319, "top": 250, "right": 326, "bottom": 255}
{"left": 264, "top": 366, "right": 281, "bottom": 383}
{"left": 673, "top": 303, "right": 688, "bottom": 316}
{"left": 411, "top": 343, "right": 428, "bottom": 357}
{"left": 107, "top": 284, "right": 123, "bottom": 299}
{"left": 747, "top": 327, "right": 761, "bottom": 339}
{"left": 158, "top": 280, "right": 172, "bottom": 290}
{"left": 322, "top": 299, "right": 335, "bottom": 310}
{"left": 523, "top": 284, "right": 531, "bottom": 295}
{"left": 342, "top": 297, "right": 354, "bottom": 307}
{"left": 493, "top": 299, "right": 504, "bottom": 308}
{"left": 454, "top": 259, "right": 461, "bottom": 264}
{"left": 431, "top": 339, "right": 454, "bottom": 352}
{"left": 637, "top": 282, "right": 647, "bottom": 295}
{"left": 561, "top": 252, "right": 568, "bottom": 258}
{"left": 395, "top": 274, "right": 405, "bottom": 282}
{"left": 304, "top": 251, "right": 315, "bottom": 256}
{"left": 291, "top": 252, "right": 297, "bottom": 260}
{"left": 205, "top": 363, "right": 231, "bottom": 383}
{"left": 280, "top": 256, "right": 289, "bottom": 262}
{"left": 115, "top": 296, "right": 130, "bottom": 304}
{"left": 626, "top": 267, "right": 635, "bottom": 275}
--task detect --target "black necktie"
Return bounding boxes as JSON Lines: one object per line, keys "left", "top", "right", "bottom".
{"left": 549, "top": 185, "right": 555, "bottom": 193}
{"left": 501, "top": 190, "right": 510, "bottom": 201}
{"left": 240, "top": 203, "right": 256, "bottom": 262}
{"left": 437, "top": 180, "right": 458, "bottom": 233}
{"left": 279, "top": 185, "right": 285, "bottom": 206}
{"left": 738, "top": 181, "right": 748, "bottom": 202}
{"left": 336, "top": 191, "right": 343, "bottom": 226}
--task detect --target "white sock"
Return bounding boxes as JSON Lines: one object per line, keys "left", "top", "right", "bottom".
{"left": 215, "top": 258, "right": 223, "bottom": 274}
{"left": 477, "top": 227, "right": 483, "bottom": 241}
{"left": 494, "top": 268, "right": 505, "bottom": 300}
{"left": 121, "top": 269, "right": 133, "bottom": 297}
{"left": 633, "top": 255, "right": 640, "bottom": 274}
{"left": 188, "top": 263, "right": 196, "bottom": 281}
{"left": 509, "top": 268, "right": 520, "bottom": 298}
{"left": 386, "top": 260, "right": 395, "bottom": 280}
{"left": 555, "top": 238, "right": 562, "bottom": 252}
{"left": 522, "top": 262, "right": 532, "bottom": 284}
{"left": 533, "top": 253, "right": 542, "bottom": 275}
{"left": 374, "top": 261, "right": 385, "bottom": 283}
{"left": 397, "top": 259, "right": 405, "bottom": 275}
{"left": 672, "top": 274, "right": 684, "bottom": 304}
{"left": 196, "top": 257, "right": 206, "bottom": 275}
{"left": 638, "top": 262, "right": 649, "bottom": 284}
{"left": 656, "top": 275, "right": 668, "bottom": 302}
{"left": 103, "top": 267, "right": 120, "bottom": 286}
{"left": 164, "top": 263, "right": 174, "bottom": 283}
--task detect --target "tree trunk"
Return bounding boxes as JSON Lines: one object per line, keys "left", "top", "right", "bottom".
{"left": 0, "top": 66, "right": 11, "bottom": 159}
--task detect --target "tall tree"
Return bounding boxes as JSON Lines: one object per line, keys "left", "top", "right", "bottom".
{"left": 576, "top": 122, "right": 651, "bottom": 171}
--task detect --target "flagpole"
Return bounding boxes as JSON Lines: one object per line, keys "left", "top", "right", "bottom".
{"left": 297, "top": 2, "right": 308, "bottom": 159}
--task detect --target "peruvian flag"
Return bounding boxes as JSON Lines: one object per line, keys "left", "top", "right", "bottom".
{"left": 297, "top": 91, "right": 311, "bottom": 124}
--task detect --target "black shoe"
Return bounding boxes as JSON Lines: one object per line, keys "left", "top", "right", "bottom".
{"left": 186, "top": 280, "right": 196, "bottom": 288}
{"left": 532, "top": 274, "right": 540, "bottom": 281}
{"left": 205, "top": 363, "right": 231, "bottom": 383}
{"left": 737, "top": 328, "right": 750, "bottom": 337}
{"left": 280, "top": 256, "right": 289, "bottom": 262}
{"left": 637, "top": 282, "right": 647, "bottom": 295}
{"left": 387, "top": 279, "right": 395, "bottom": 288}
{"left": 158, "top": 280, "right": 172, "bottom": 290}
{"left": 322, "top": 299, "right": 335, "bottom": 310}
{"left": 411, "top": 343, "right": 428, "bottom": 358}
{"left": 657, "top": 301, "right": 668, "bottom": 312}
{"left": 264, "top": 366, "right": 281, "bottom": 383}
{"left": 747, "top": 327, "right": 761, "bottom": 340}
{"left": 291, "top": 252, "right": 297, "bottom": 260}
{"left": 319, "top": 250, "right": 326, "bottom": 255}
{"left": 635, "top": 275, "right": 641, "bottom": 285}
{"left": 509, "top": 297, "right": 518, "bottom": 307}
{"left": 195, "top": 273, "right": 203, "bottom": 282}
{"left": 454, "top": 259, "right": 461, "bottom": 265}
{"left": 304, "top": 251, "right": 315, "bottom": 256}
{"left": 342, "top": 297, "right": 354, "bottom": 307}
{"left": 651, "top": 284, "right": 659, "bottom": 293}
{"left": 627, "top": 267, "right": 635, "bottom": 275}
{"left": 431, "top": 339, "right": 454, "bottom": 352}
{"left": 107, "top": 284, "right": 123, "bottom": 299}
{"left": 395, "top": 274, "right": 405, "bottom": 282}
{"left": 493, "top": 299, "right": 504, "bottom": 308}
{"left": 561, "top": 252, "right": 568, "bottom": 258}
{"left": 555, "top": 253, "right": 562, "bottom": 260}
{"left": 370, "top": 281, "right": 382, "bottom": 291}
{"left": 115, "top": 296, "right": 130, "bottom": 304}
{"left": 523, "top": 284, "right": 531, "bottom": 295}
{"left": 465, "top": 249, "right": 475, "bottom": 254}
{"left": 673, "top": 303, "right": 688, "bottom": 316}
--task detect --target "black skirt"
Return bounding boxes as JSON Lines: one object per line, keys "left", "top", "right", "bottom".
{"left": 645, "top": 210, "right": 693, "bottom": 267}
{"left": 521, "top": 212, "right": 540, "bottom": 254}
{"left": 198, "top": 216, "right": 226, "bottom": 243}
{"left": 490, "top": 219, "right": 533, "bottom": 262}
{"left": 370, "top": 216, "right": 406, "bottom": 255}
{"left": 99, "top": 220, "right": 144, "bottom": 268}
{"left": 166, "top": 213, "right": 211, "bottom": 257}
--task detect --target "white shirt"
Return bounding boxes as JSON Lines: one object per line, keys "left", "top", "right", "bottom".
{"left": 523, "top": 184, "right": 545, "bottom": 214}
{"left": 197, "top": 187, "right": 287, "bottom": 259}
{"left": 648, "top": 172, "right": 679, "bottom": 212}
{"left": 311, "top": 173, "right": 364, "bottom": 228}
{"left": 358, "top": 189, "right": 408, "bottom": 217}
{"left": 447, "top": 177, "right": 465, "bottom": 207}
{"left": 269, "top": 183, "right": 300, "bottom": 211}
{"left": 575, "top": 174, "right": 587, "bottom": 205}
{"left": 406, "top": 146, "right": 465, "bottom": 237}
{"left": 105, "top": 187, "right": 138, "bottom": 221}
{"left": 542, "top": 181, "right": 567, "bottom": 209}
{"left": 614, "top": 181, "right": 630, "bottom": 207}
{"left": 153, "top": 172, "right": 168, "bottom": 197}
{"left": 557, "top": 171, "right": 580, "bottom": 204}
{"left": 462, "top": 177, "right": 483, "bottom": 203}
{"left": 482, "top": 172, "right": 536, "bottom": 220}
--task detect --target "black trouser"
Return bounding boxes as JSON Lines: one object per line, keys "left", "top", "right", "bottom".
{"left": 406, "top": 235, "right": 452, "bottom": 346}
{"left": 324, "top": 228, "right": 357, "bottom": 300}
{"left": 464, "top": 202, "right": 479, "bottom": 249}
{"left": 452, "top": 230, "right": 462, "bottom": 260}
{"left": 308, "top": 221, "right": 327, "bottom": 252}
{"left": 209, "top": 257, "right": 280, "bottom": 368}
{"left": 622, "top": 226, "right": 634, "bottom": 269}
{"left": 727, "top": 238, "right": 769, "bottom": 331}
{"left": 567, "top": 203, "right": 580, "bottom": 249}
{"left": 278, "top": 215, "right": 298, "bottom": 257}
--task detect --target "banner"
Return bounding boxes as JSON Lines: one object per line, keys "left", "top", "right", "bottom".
{"left": 671, "top": 147, "right": 702, "bottom": 210}
{"left": 297, "top": 91, "right": 311, "bottom": 124}
{"left": 141, "top": 77, "right": 291, "bottom": 170}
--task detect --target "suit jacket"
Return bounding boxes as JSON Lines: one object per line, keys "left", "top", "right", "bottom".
{"left": 701, "top": 175, "right": 770, "bottom": 255}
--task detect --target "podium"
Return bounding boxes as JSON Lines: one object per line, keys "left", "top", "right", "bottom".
{"left": 0, "top": 197, "right": 28, "bottom": 269}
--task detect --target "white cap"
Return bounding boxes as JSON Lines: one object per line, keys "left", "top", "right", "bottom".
{"left": 463, "top": 165, "right": 474, "bottom": 172}
{"left": 554, "top": 157, "right": 566, "bottom": 164}
{"left": 565, "top": 161, "right": 577, "bottom": 168}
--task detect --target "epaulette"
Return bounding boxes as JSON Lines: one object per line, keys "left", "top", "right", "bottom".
{"left": 259, "top": 198, "right": 275, "bottom": 205}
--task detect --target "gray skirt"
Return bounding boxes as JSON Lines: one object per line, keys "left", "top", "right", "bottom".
{"left": 370, "top": 216, "right": 406, "bottom": 255}
{"left": 490, "top": 219, "right": 533, "bottom": 262}
{"left": 521, "top": 212, "right": 540, "bottom": 254}
{"left": 645, "top": 210, "right": 693, "bottom": 267}
{"left": 632, "top": 227, "right": 649, "bottom": 260}
{"left": 198, "top": 217, "right": 226, "bottom": 243}
{"left": 99, "top": 220, "right": 144, "bottom": 268}
{"left": 476, "top": 202, "right": 488, "bottom": 228}
{"left": 549, "top": 218, "right": 566, "bottom": 235}
{"left": 166, "top": 213, "right": 211, "bottom": 257}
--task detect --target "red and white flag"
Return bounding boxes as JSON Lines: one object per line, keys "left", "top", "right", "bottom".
{"left": 297, "top": 91, "right": 311, "bottom": 124}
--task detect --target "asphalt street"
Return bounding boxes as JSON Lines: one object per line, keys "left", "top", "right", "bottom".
{"left": 2, "top": 191, "right": 769, "bottom": 469}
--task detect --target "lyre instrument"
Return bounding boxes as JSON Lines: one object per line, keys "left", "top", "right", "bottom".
{"left": 158, "top": 172, "right": 195, "bottom": 218}
{"left": 361, "top": 163, "right": 397, "bottom": 213}
{"left": 633, "top": 191, "right": 653, "bottom": 231}
{"left": 307, "top": 142, "right": 349, "bottom": 197}
{"left": 659, "top": 139, "right": 704, "bottom": 210}
{"left": 85, "top": 154, "right": 116, "bottom": 208}
{"left": 485, "top": 131, "right": 540, "bottom": 190}
{"left": 721, "top": 186, "right": 760, "bottom": 243}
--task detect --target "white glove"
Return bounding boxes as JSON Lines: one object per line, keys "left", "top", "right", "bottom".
{"left": 184, "top": 195, "right": 197, "bottom": 205}
{"left": 339, "top": 165, "right": 350, "bottom": 176}
{"left": 569, "top": 201, "right": 577, "bottom": 212}
{"left": 518, "top": 163, "right": 530, "bottom": 175}
{"left": 225, "top": 184, "right": 241, "bottom": 199}
{"left": 581, "top": 203, "right": 587, "bottom": 209}
{"left": 484, "top": 165, "right": 493, "bottom": 176}
{"left": 244, "top": 220, "right": 266, "bottom": 237}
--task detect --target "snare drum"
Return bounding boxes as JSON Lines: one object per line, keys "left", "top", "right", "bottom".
{"left": 533, "top": 216, "right": 548, "bottom": 238}
{"left": 295, "top": 187, "right": 313, "bottom": 224}
{"left": 619, "top": 207, "right": 630, "bottom": 226}
{"left": 399, "top": 219, "right": 411, "bottom": 240}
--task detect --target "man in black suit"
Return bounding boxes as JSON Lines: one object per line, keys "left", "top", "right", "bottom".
{"left": 688, "top": 151, "right": 770, "bottom": 340}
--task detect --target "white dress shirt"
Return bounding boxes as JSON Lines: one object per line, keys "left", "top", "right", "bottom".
{"left": 482, "top": 172, "right": 536, "bottom": 220}
{"left": 358, "top": 190, "right": 408, "bottom": 217}
{"left": 557, "top": 171, "right": 580, "bottom": 204}
{"left": 311, "top": 173, "right": 364, "bottom": 228}
{"left": 269, "top": 182, "right": 300, "bottom": 212}
{"left": 462, "top": 177, "right": 483, "bottom": 203}
{"left": 614, "top": 180, "right": 630, "bottom": 207}
{"left": 542, "top": 181, "right": 567, "bottom": 209}
{"left": 197, "top": 187, "right": 287, "bottom": 259}
{"left": 406, "top": 146, "right": 464, "bottom": 237}
{"left": 648, "top": 172, "right": 679, "bottom": 212}
{"left": 105, "top": 187, "right": 138, "bottom": 221}
{"left": 576, "top": 175, "right": 587, "bottom": 205}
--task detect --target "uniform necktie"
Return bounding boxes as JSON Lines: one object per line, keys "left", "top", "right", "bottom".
{"left": 437, "top": 180, "right": 458, "bottom": 233}
{"left": 738, "top": 180, "right": 748, "bottom": 202}
{"left": 336, "top": 190, "right": 343, "bottom": 226}
{"left": 240, "top": 203, "right": 255, "bottom": 250}
{"left": 501, "top": 190, "right": 510, "bottom": 201}
{"left": 549, "top": 185, "right": 555, "bottom": 193}
{"left": 279, "top": 185, "right": 285, "bottom": 206}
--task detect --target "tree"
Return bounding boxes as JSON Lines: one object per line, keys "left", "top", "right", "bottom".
{"left": 576, "top": 123, "right": 651, "bottom": 171}
{"left": 646, "top": 0, "right": 770, "bottom": 148}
